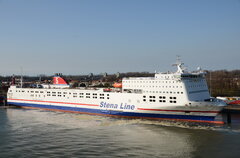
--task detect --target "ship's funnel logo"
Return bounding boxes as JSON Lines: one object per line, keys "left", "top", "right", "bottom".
{"left": 53, "top": 76, "right": 68, "bottom": 85}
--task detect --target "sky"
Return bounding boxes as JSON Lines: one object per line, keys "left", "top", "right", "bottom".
{"left": 0, "top": 0, "right": 239, "bottom": 76}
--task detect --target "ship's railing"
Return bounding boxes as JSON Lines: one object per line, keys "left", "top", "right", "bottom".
{"left": 123, "top": 77, "right": 154, "bottom": 80}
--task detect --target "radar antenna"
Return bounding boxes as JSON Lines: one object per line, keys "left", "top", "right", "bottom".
{"left": 176, "top": 55, "right": 181, "bottom": 64}
{"left": 20, "top": 67, "right": 23, "bottom": 88}
{"left": 172, "top": 55, "right": 186, "bottom": 73}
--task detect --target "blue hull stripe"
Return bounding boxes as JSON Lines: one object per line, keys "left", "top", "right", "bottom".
{"left": 8, "top": 102, "right": 215, "bottom": 121}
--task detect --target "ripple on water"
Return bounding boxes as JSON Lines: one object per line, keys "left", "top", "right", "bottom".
{"left": 1, "top": 108, "right": 240, "bottom": 158}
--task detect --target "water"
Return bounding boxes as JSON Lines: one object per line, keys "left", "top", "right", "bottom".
{"left": 1, "top": 108, "right": 240, "bottom": 158}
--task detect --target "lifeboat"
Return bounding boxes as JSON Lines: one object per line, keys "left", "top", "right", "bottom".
{"left": 113, "top": 82, "right": 122, "bottom": 88}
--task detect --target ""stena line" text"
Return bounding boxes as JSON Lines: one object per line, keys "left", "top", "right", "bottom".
{"left": 99, "top": 101, "right": 135, "bottom": 110}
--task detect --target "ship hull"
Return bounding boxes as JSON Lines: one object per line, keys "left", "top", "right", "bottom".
{"left": 7, "top": 100, "right": 224, "bottom": 124}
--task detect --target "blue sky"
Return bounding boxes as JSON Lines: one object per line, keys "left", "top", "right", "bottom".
{"left": 0, "top": 0, "right": 239, "bottom": 75}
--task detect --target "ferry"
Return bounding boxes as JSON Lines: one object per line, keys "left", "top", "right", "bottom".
{"left": 7, "top": 60, "right": 227, "bottom": 124}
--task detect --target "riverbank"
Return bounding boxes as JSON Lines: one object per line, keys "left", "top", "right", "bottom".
{"left": 223, "top": 104, "right": 240, "bottom": 113}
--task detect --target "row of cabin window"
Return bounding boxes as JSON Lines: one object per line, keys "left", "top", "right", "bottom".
{"left": 16, "top": 90, "right": 44, "bottom": 93}
{"left": 143, "top": 99, "right": 176, "bottom": 103}
{"left": 144, "top": 96, "right": 176, "bottom": 99}
{"left": 143, "top": 91, "right": 184, "bottom": 94}
{"left": 188, "top": 85, "right": 207, "bottom": 88}
{"left": 47, "top": 92, "right": 108, "bottom": 96}
{"left": 29, "top": 94, "right": 103, "bottom": 99}
{"left": 18, "top": 90, "right": 109, "bottom": 97}
{"left": 46, "top": 93, "right": 109, "bottom": 99}
{"left": 15, "top": 90, "right": 110, "bottom": 99}
{"left": 124, "top": 79, "right": 206, "bottom": 84}
{"left": 30, "top": 94, "right": 43, "bottom": 97}
{"left": 188, "top": 79, "right": 205, "bottom": 82}
{"left": 124, "top": 85, "right": 183, "bottom": 88}
{"left": 181, "top": 75, "right": 202, "bottom": 78}
{"left": 123, "top": 80, "right": 179, "bottom": 84}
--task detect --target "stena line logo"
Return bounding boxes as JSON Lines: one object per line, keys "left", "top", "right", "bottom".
{"left": 56, "top": 77, "right": 59, "bottom": 84}
{"left": 100, "top": 101, "right": 135, "bottom": 110}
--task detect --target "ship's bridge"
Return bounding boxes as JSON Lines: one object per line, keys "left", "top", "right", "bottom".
{"left": 154, "top": 73, "right": 181, "bottom": 81}
{"left": 180, "top": 73, "right": 205, "bottom": 79}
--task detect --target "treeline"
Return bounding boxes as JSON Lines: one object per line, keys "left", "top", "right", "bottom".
{"left": 0, "top": 72, "right": 154, "bottom": 85}
{"left": 205, "top": 70, "right": 240, "bottom": 97}
{"left": 1, "top": 70, "right": 239, "bottom": 97}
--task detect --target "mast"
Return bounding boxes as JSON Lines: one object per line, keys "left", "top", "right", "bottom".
{"left": 20, "top": 67, "right": 23, "bottom": 88}
{"left": 172, "top": 55, "right": 186, "bottom": 74}
{"left": 209, "top": 71, "right": 212, "bottom": 96}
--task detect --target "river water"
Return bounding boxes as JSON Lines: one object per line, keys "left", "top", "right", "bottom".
{"left": 0, "top": 107, "right": 240, "bottom": 158}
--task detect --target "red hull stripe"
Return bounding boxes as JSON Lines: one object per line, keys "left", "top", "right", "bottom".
{"left": 19, "top": 106, "right": 225, "bottom": 125}
{"left": 229, "top": 100, "right": 240, "bottom": 105}
{"left": 8, "top": 98, "right": 98, "bottom": 107}
{"left": 137, "top": 108, "right": 219, "bottom": 113}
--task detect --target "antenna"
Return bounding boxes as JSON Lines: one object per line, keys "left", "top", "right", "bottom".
{"left": 20, "top": 66, "right": 23, "bottom": 88}
{"left": 209, "top": 71, "right": 212, "bottom": 96}
{"left": 176, "top": 55, "right": 181, "bottom": 64}
{"left": 172, "top": 55, "right": 182, "bottom": 66}
{"left": 172, "top": 55, "right": 186, "bottom": 73}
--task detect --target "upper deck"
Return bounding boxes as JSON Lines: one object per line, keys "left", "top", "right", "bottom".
{"left": 8, "top": 60, "right": 211, "bottom": 104}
